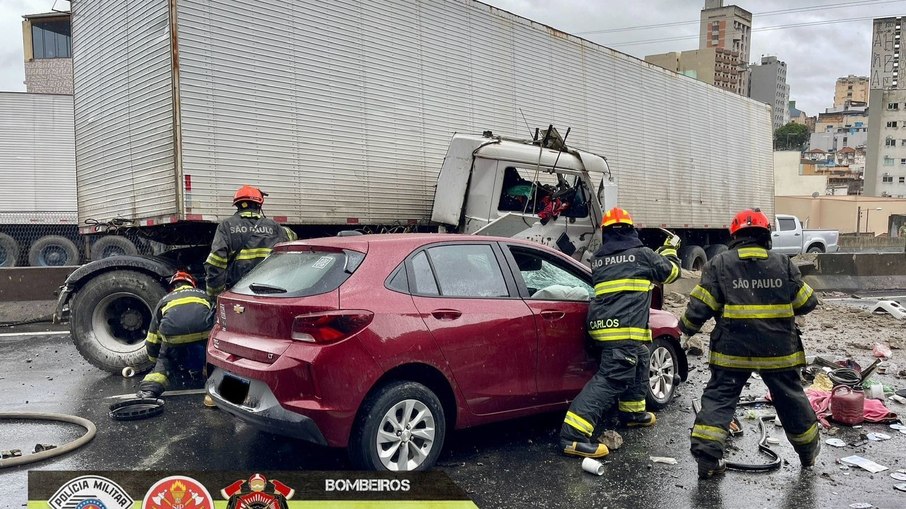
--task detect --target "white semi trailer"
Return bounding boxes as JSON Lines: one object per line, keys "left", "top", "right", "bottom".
{"left": 58, "top": 0, "right": 774, "bottom": 371}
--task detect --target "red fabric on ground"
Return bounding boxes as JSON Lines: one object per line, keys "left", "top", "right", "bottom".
{"left": 803, "top": 389, "right": 898, "bottom": 428}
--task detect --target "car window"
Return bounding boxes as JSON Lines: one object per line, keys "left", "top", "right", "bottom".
{"left": 411, "top": 251, "right": 439, "bottom": 296}
{"left": 778, "top": 218, "right": 797, "bottom": 231}
{"left": 425, "top": 244, "right": 509, "bottom": 298}
{"left": 231, "top": 250, "right": 361, "bottom": 298}
{"left": 498, "top": 165, "right": 589, "bottom": 218}
{"left": 508, "top": 246, "right": 592, "bottom": 301}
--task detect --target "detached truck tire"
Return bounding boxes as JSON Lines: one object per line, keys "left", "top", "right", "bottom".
{"left": 70, "top": 270, "right": 166, "bottom": 373}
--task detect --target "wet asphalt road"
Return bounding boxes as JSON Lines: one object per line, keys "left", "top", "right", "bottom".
{"left": 1, "top": 333, "right": 905, "bottom": 509}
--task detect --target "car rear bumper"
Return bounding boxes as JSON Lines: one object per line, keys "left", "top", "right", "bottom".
{"left": 206, "top": 367, "right": 328, "bottom": 446}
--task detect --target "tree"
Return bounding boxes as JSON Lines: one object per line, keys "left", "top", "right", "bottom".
{"left": 773, "top": 122, "right": 810, "bottom": 151}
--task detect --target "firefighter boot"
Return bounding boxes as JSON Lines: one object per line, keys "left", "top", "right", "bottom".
{"left": 620, "top": 411, "right": 657, "bottom": 428}
{"left": 697, "top": 458, "right": 727, "bottom": 480}
{"left": 799, "top": 440, "right": 821, "bottom": 468}
{"left": 560, "top": 440, "right": 609, "bottom": 459}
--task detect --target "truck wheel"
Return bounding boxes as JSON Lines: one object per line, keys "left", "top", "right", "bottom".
{"left": 647, "top": 336, "right": 679, "bottom": 410}
{"left": 703, "top": 244, "right": 727, "bottom": 260}
{"left": 349, "top": 381, "right": 445, "bottom": 471}
{"left": 806, "top": 245, "right": 824, "bottom": 254}
{"left": 0, "top": 233, "right": 18, "bottom": 267}
{"left": 27, "top": 235, "right": 80, "bottom": 266}
{"left": 91, "top": 236, "right": 138, "bottom": 261}
{"left": 70, "top": 270, "right": 166, "bottom": 373}
{"left": 678, "top": 245, "right": 707, "bottom": 271}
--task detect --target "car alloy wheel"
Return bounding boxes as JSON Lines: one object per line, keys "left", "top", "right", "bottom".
{"left": 647, "top": 337, "right": 678, "bottom": 410}
{"left": 376, "top": 398, "right": 437, "bottom": 471}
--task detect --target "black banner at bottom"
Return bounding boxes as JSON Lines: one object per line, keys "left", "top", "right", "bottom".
{"left": 28, "top": 470, "right": 479, "bottom": 508}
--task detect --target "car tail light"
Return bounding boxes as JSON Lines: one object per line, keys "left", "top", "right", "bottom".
{"left": 291, "top": 310, "right": 374, "bottom": 343}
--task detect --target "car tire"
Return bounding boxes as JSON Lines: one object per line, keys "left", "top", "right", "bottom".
{"left": 0, "top": 233, "right": 19, "bottom": 267}
{"left": 678, "top": 245, "right": 707, "bottom": 271}
{"left": 70, "top": 270, "right": 166, "bottom": 373}
{"left": 703, "top": 244, "right": 728, "bottom": 260}
{"left": 806, "top": 244, "right": 824, "bottom": 254}
{"left": 349, "top": 381, "right": 446, "bottom": 472}
{"left": 647, "top": 336, "right": 679, "bottom": 411}
{"left": 27, "top": 235, "right": 80, "bottom": 266}
{"left": 91, "top": 236, "right": 138, "bottom": 261}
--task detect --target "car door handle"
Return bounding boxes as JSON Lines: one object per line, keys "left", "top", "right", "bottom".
{"left": 431, "top": 309, "right": 462, "bottom": 320}
{"left": 540, "top": 310, "right": 566, "bottom": 320}
{"left": 794, "top": 233, "right": 801, "bottom": 236}
{"left": 772, "top": 233, "right": 780, "bottom": 237}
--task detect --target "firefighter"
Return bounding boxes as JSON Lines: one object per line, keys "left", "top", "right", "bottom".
{"left": 560, "top": 207, "right": 681, "bottom": 458}
{"left": 137, "top": 271, "right": 214, "bottom": 400}
{"left": 680, "top": 208, "right": 820, "bottom": 479}
{"left": 204, "top": 185, "right": 290, "bottom": 298}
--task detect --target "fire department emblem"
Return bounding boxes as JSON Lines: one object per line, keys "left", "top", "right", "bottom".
{"left": 221, "top": 473, "right": 294, "bottom": 509}
{"left": 48, "top": 475, "right": 133, "bottom": 509}
{"left": 142, "top": 476, "right": 214, "bottom": 509}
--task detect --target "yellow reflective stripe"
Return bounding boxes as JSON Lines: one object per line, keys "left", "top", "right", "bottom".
{"left": 588, "top": 327, "right": 652, "bottom": 342}
{"left": 205, "top": 252, "right": 228, "bottom": 269}
{"left": 148, "top": 356, "right": 157, "bottom": 362}
{"left": 709, "top": 351, "right": 806, "bottom": 370}
{"left": 738, "top": 247, "right": 768, "bottom": 259}
{"left": 283, "top": 226, "right": 298, "bottom": 241}
{"left": 161, "top": 331, "right": 209, "bottom": 344}
{"left": 723, "top": 303, "right": 793, "bottom": 319}
{"left": 235, "top": 247, "right": 272, "bottom": 261}
{"left": 143, "top": 372, "right": 168, "bottom": 385}
{"left": 659, "top": 248, "right": 678, "bottom": 258}
{"left": 239, "top": 211, "right": 262, "bottom": 218}
{"left": 681, "top": 314, "right": 702, "bottom": 333}
{"left": 564, "top": 411, "right": 594, "bottom": 437}
{"left": 595, "top": 278, "right": 652, "bottom": 295}
{"left": 691, "top": 424, "right": 728, "bottom": 443}
{"left": 787, "top": 422, "right": 819, "bottom": 446}
{"left": 690, "top": 285, "right": 721, "bottom": 311}
{"left": 618, "top": 400, "right": 645, "bottom": 413}
{"left": 664, "top": 262, "right": 680, "bottom": 284}
{"left": 145, "top": 332, "right": 161, "bottom": 345}
{"left": 792, "top": 284, "right": 814, "bottom": 309}
{"left": 161, "top": 296, "right": 212, "bottom": 315}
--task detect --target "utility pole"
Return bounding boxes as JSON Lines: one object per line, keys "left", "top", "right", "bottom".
{"left": 856, "top": 206, "right": 861, "bottom": 235}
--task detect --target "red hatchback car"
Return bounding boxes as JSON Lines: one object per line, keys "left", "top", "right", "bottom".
{"left": 206, "top": 234, "right": 685, "bottom": 471}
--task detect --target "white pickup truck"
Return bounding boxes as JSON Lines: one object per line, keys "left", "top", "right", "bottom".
{"left": 772, "top": 214, "right": 840, "bottom": 255}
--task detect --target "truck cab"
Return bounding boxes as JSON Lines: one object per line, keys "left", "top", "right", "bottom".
{"left": 431, "top": 131, "right": 617, "bottom": 265}
{"left": 772, "top": 214, "right": 840, "bottom": 255}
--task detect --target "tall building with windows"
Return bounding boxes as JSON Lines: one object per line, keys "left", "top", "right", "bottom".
{"left": 644, "top": 47, "right": 741, "bottom": 93}
{"left": 21, "top": 12, "right": 72, "bottom": 94}
{"left": 700, "top": 0, "right": 752, "bottom": 96}
{"left": 748, "top": 56, "right": 790, "bottom": 131}
{"left": 865, "top": 16, "right": 906, "bottom": 197}
{"left": 834, "top": 75, "right": 870, "bottom": 108}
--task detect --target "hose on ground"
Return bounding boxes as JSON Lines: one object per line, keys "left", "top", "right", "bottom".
{"left": 692, "top": 398, "right": 782, "bottom": 472}
{"left": 827, "top": 368, "right": 861, "bottom": 387}
{"left": 0, "top": 412, "right": 96, "bottom": 469}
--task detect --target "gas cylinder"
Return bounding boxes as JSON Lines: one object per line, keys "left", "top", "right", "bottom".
{"left": 830, "top": 385, "right": 865, "bottom": 426}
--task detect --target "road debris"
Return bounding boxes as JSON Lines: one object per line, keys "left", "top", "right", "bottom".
{"left": 596, "top": 430, "right": 623, "bottom": 451}
{"left": 839, "top": 455, "right": 888, "bottom": 473}
{"left": 825, "top": 438, "right": 847, "bottom": 447}
{"left": 33, "top": 444, "right": 56, "bottom": 453}
{"left": 0, "top": 450, "right": 22, "bottom": 459}
{"left": 890, "top": 472, "right": 906, "bottom": 481}
{"left": 649, "top": 456, "right": 678, "bottom": 465}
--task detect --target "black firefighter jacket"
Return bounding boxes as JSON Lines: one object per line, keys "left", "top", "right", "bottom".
{"left": 587, "top": 229, "right": 681, "bottom": 344}
{"left": 204, "top": 210, "right": 289, "bottom": 297}
{"left": 679, "top": 237, "right": 819, "bottom": 372}
{"left": 145, "top": 284, "right": 214, "bottom": 362}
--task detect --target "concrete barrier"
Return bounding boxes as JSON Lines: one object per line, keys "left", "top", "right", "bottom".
{"left": 0, "top": 266, "right": 76, "bottom": 302}
{"left": 800, "top": 252, "right": 906, "bottom": 292}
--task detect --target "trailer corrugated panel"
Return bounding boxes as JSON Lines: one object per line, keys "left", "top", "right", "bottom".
{"left": 71, "top": 0, "right": 177, "bottom": 224}
{"left": 75, "top": 0, "right": 772, "bottom": 227}
{"left": 0, "top": 93, "right": 76, "bottom": 221}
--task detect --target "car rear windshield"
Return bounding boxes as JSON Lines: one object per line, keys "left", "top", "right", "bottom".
{"left": 231, "top": 249, "right": 364, "bottom": 298}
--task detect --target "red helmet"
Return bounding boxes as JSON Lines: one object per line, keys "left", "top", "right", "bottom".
{"left": 169, "top": 271, "right": 197, "bottom": 288}
{"left": 233, "top": 185, "right": 265, "bottom": 206}
{"left": 729, "top": 209, "right": 771, "bottom": 235}
{"left": 601, "top": 207, "right": 633, "bottom": 228}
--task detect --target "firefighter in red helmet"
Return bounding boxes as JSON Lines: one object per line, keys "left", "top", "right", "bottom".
{"left": 559, "top": 207, "right": 681, "bottom": 458}
{"left": 137, "top": 271, "right": 213, "bottom": 401}
{"left": 680, "top": 208, "right": 819, "bottom": 479}
{"left": 204, "top": 185, "right": 292, "bottom": 299}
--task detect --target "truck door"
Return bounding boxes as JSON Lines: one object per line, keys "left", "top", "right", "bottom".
{"left": 772, "top": 216, "right": 801, "bottom": 255}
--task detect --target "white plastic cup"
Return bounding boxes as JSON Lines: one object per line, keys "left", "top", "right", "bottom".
{"left": 122, "top": 366, "right": 136, "bottom": 378}
{"left": 868, "top": 384, "right": 884, "bottom": 400}
{"left": 582, "top": 457, "right": 605, "bottom": 476}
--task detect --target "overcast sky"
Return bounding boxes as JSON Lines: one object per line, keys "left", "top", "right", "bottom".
{"left": 1, "top": 0, "right": 903, "bottom": 116}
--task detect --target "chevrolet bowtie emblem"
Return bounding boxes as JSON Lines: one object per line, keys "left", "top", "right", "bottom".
{"left": 233, "top": 304, "right": 245, "bottom": 314}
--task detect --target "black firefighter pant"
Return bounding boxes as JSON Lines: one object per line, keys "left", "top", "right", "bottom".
{"left": 139, "top": 342, "right": 206, "bottom": 398}
{"left": 691, "top": 367, "right": 819, "bottom": 462}
{"left": 561, "top": 342, "right": 650, "bottom": 442}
